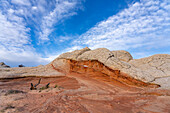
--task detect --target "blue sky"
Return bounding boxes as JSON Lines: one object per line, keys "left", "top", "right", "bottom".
{"left": 0, "top": 0, "right": 170, "bottom": 67}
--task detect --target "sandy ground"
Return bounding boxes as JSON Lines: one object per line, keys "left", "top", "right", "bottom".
{"left": 0, "top": 73, "right": 170, "bottom": 113}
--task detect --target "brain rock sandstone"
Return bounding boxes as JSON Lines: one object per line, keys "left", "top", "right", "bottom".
{"left": 112, "top": 50, "right": 133, "bottom": 62}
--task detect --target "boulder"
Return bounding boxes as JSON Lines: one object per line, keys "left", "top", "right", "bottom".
{"left": 112, "top": 50, "right": 133, "bottom": 62}
{"left": 18, "top": 64, "right": 25, "bottom": 67}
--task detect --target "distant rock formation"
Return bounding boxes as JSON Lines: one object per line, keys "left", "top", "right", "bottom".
{"left": 18, "top": 64, "right": 25, "bottom": 67}
{"left": 0, "top": 62, "right": 10, "bottom": 68}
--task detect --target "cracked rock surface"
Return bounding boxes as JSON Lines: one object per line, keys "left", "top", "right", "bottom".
{"left": 112, "top": 50, "right": 133, "bottom": 62}
{"left": 129, "top": 54, "right": 170, "bottom": 89}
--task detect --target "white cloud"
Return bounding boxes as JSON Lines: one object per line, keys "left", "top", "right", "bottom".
{"left": 41, "top": 45, "right": 83, "bottom": 62}
{"left": 39, "top": 0, "right": 81, "bottom": 42}
{"left": 0, "top": 10, "right": 50, "bottom": 66}
{"left": 8, "top": 9, "right": 15, "bottom": 14}
{"left": 0, "top": 46, "right": 49, "bottom": 67}
{"left": 0, "top": 0, "right": 83, "bottom": 66}
{"left": 58, "top": 36, "right": 72, "bottom": 42}
{"left": 1, "top": 0, "right": 83, "bottom": 43}
{"left": 66, "top": 46, "right": 83, "bottom": 52}
{"left": 76, "top": 0, "right": 170, "bottom": 56}
{"left": 32, "top": 6, "right": 38, "bottom": 10}
{"left": 0, "top": 11, "right": 30, "bottom": 49}
{"left": 11, "top": 0, "right": 31, "bottom": 6}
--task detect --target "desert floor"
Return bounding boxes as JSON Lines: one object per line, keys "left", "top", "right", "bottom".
{"left": 0, "top": 73, "right": 170, "bottom": 113}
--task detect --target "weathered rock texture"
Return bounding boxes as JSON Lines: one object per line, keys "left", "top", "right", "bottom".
{"left": 57, "top": 47, "right": 91, "bottom": 60}
{"left": 129, "top": 54, "right": 170, "bottom": 78}
{"left": 129, "top": 54, "right": 170, "bottom": 89}
{"left": 112, "top": 50, "right": 133, "bottom": 62}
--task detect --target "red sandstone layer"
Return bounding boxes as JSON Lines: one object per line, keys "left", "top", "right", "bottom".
{"left": 52, "top": 59, "right": 160, "bottom": 88}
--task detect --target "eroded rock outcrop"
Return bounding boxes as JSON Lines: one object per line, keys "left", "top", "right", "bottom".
{"left": 0, "top": 62, "right": 10, "bottom": 68}
{"left": 1, "top": 48, "right": 170, "bottom": 113}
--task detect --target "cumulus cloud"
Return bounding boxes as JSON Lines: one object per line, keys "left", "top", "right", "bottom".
{"left": 76, "top": 0, "right": 170, "bottom": 57}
